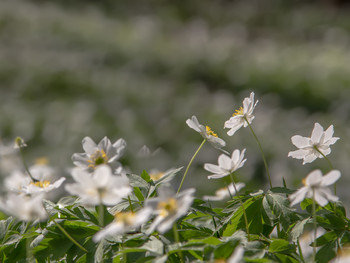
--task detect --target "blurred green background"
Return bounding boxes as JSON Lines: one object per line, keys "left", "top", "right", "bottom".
{"left": 0, "top": 0, "right": 349, "bottom": 201}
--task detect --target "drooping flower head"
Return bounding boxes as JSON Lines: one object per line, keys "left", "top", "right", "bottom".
{"left": 146, "top": 187, "right": 195, "bottom": 234}
{"left": 203, "top": 182, "right": 245, "bottom": 201}
{"left": 65, "top": 165, "right": 131, "bottom": 206}
{"left": 186, "top": 116, "right": 226, "bottom": 149}
{"left": 289, "top": 169, "right": 341, "bottom": 207}
{"left": 93, "top": 207, "right": 152, "bottom": 242}
{"left": 204, "top": 149, "right": 246, "bottom": 179}
{"left": 288, "top": 122, "right": 339, "bottom": 165}
{"left": 72, "top": 136, "right": 126, "bottom": 173}
{"left": 224, "top": 92, "right": 258, "bottom": 136}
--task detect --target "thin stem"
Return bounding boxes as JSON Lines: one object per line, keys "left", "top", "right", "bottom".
{"left": 173, "top": 224, "right": 184, "bottom": 263}
{"left": 244, "top": 117, "right": 272, "bottom": 188}
{"left": 230, "top": 173, "right": 250, "bottom": 241}
{"left": 312, "top": 189, "right": 317, "bottom": 263}
{"left": 18, "top": 146, "right": 38, "bottom": 183}
{"left": 128, "top": 195, "right": 134, "bottom": 213}
{"left": 314, "top": 146, "right": 336, "bottom": 194}
{"left": 52, "top": 219, "right": 88, "bottom": 253}
{"left": 297, "top": 238, "right": 305, "bottom": 263}
{"left": 99, "top": 203, "right": 104, "bottom": 227}
{"left": 177, "top": 139, "right": 206, "bottom": 194}
{"left": 26, "top": 230, "right": 33, "bottom": 263}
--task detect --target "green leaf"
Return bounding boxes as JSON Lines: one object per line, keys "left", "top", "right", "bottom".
{"left": 269, "top": 239, "right": 295, "bottom": 254}
{"left": 186, "top": 236, "right": 222, "bottom": 246}
{"left": 154, "top": 167, "right": 183, "bottom": 186}
{"left": 133, "top": 187, "right": 145, "bottom": 202}
{"left": 126, "top": 173, "right": 149, "bottom": 189}
{"left": 290, "top": 218, "right": 310, "bottom": 242}
{"left": 214, "top": 239, "right": 239, "bottom": 259}
{"left": 315, "top": 241, "right": 336, "bottom": 263}
{"left": 141, "top": 170, "right": 151, "bottom": 183}
{"left": 315, "top": 231, "right": 337, "bottom": 246}
{"left": 316, "top": 212, "right": 346, "bottom": 230}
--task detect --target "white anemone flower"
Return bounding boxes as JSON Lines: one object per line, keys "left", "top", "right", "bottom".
{"left": 186, "top": 116, "right": 226, "bottom": 149}
{"left": 93, "top": 207, "right": 152, "bottom": 242}
{"left": 4, "top": 170, "right": 31, "bottom": 193}
{"left": 65, "top": 165, "right": 131, "bottom": 206}
{"left": 0, "top": 193, "right": 47, "bottom": 221}
{"left": 228, "top": 245, "right": 244, "bottom": 263}
{"left": 288, "top": 122, "right": 339, "bottom": 165}
{"left": 146, "top": 187, "right": 195, "bottom": 234}
{"left": 22, "top": 177, "right": 66, "bottom": 195}
{"left": 72, "top": 136, "right": 127, "bottom": 172}
{"left": 203, "top": 182, "right": 245, "bottom": 201}
{"left": 204, "top": 149, "right": 246, "bottom": 179}
{"left": 224, "top": 92, "right": 258, "bottom": 136}
{"left": 289, "top": 169, "right": 341, "bottom": 207}
{"left": 331, "top": 246, "right": 350, "bottom": 263}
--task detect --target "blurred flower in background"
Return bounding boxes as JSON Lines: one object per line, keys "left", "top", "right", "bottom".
{"left": 0, "top": 0, "right": 350, "bottom": 207}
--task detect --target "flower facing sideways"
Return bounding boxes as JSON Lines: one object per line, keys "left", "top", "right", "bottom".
{"left": 289, "top": 169, "right": 341, "bottom": 207}
{"left": 146, "top": 187, "right": 195, "bottom": 234}
{"left": 204, "top": 149, "right": 246, "bottom": 179}
{"left": 186, "top": 115, "right": 226, "bottom": 149}
{"left": 65, "top": 165, "right": 131, "bottom": 206}
{"left": 224, "top": 92, "right": 258, "bottom": 136}
{"left": 72, "top": 136, "right": 127, "bottom": 173}
{"left": 288, "top": 122, "right": 339, "bottom": 165}
{"left": 203, "top": 182, "right": 245, "bottom": 201}
{"left": 93, "top": 207, "right": 152, "bottom": 242}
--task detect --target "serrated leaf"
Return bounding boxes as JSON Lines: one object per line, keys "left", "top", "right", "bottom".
{"left": 269, "top": 239, "right": 295, "bottom": 254}
{"left": 315, "top": 231, "right": 337, "bottom": 246}
{"left": 290, "top": 218, "right": 310, "bottom": 242}
{"left": 315, "top": 241, "right": 336, "bottom": 263}
{"left": 154, "top": 167, "right": 183, "bottom": 186}
{"left": 126, "top": 174, "right": 149, "bottom": 189}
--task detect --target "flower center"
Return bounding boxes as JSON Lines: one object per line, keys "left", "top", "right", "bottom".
{"left": 30, "top": 180, "right": 51, "bottom": 188}
{"left": 88, "top": 150, "right": 108, "bottom": 169}
{"left": 150, "top": 172, "right": 164, "bottom": 181}
{"left": 302, "top": 178, "right": 307, "bottom": 186}
{"left": 232, "top": 107, "right": 244, "bottom": 117}
{"left": 206, "top": 126, "right": 218, "bottom": 137}
{"left": 35, "top": 157, "right": 49, "bottom": 165}
{"left": 157, "top": 198, "right": 178, "bottom": 217}
{"left": 115, "top": 211, "right": 136, "bottom": 225}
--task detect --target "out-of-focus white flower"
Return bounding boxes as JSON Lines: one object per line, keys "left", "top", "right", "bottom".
{"left": 72, "top": 136, "right": 126, "bottom": 172}
{"left": 93, "top": 207, "right": 152, "bottom": 242}
{"left": 227, "top": 245, "right": 244, "bottom": 263}
{"left": 204, "top": 149, "right": 246, "bottom": 179}
{"left": 146, "top": 187, "right": 195, "bottom": 234}
{"left": 4, "top": 170, "right": 31, "bottom": 193}
{"left": 224, "top": 92, "right": 258, "bottom": 136}
{"left": 299, "top": 228, "right": 325, "bottom": 259}
{"left": 65, "top": 165, "right": 131, "bottom": 206}
{"left": 186, "top": 116, "right": 226, "bottom": 149}
{"left": 289, "top": 169, "right": 340, "bottom": 207}
{"left": 22, "top": 177, "right": 66, "bottom": 195}
{"left": 0, "top": 193, "right": 47, "bottom": 221}
{"left": 14, "top": 137, "right": 27, "bottom": 149}
{"left": 331, "top": 246, "right": 350, "bottom": 263}
{"left": 29, "top": 158, "right": 56, "bottom": 181}
{"left": 203, "top": 182, "right": 245, "bottom": 201}
{"left": 288, "top": 122, "right": 339, "bottom": 165}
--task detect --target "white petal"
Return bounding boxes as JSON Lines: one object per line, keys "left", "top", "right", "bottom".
{"left": 204, "top": 163, "right": 224, "bottom": 174}
{"left": 186, "top": 116, "right": 201, "bottom": 133}
{"left": 314, "top": 191, "right": 329, "bottom": 207}
{"left": 321, "top": 170, "right": 341, "bottom": 186}
{"left": 302, "top": 154, "right": 317, "bottom": 164}
{"left": 289, "top": 187, "right": 308, "bottom": 206}
{"left": 93, "top": 165, "right": 112, "bottom": 187}
{"left": 208, "top": 136, "right": 226, "bottom": 149}
{"left": 319, "top": 188, "right": 339, "bottom": 203}
{"left": 218, "top": 154, "right": 232, "bottom": 171}
{"left": 305, "top": 170, "right": 323, "bottom": 186}
{"left": 82, "top": 137, "right": 98, "bottom": 155}
{"left": 311, "top": 123, "right": 324, "bottom": 143}
{"left": 208, "top": 173, "right": 229, "bottom": 179}
{"left": 291, "top": 135, "right": 310, "bottom": 148}
{"left": 231, "top": 149, "right": 240, "bottom": 163}
{"left": 288, "top": 149, "right": 308, "bottom": 159}
{"left": 323, "top": 125, "right": 334, "bottom": 142}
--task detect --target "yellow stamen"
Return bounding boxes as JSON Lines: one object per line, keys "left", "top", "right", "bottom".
{"left": 158, "top": 198, "right": 178, "bottom": 217}
{"left": 206, "top": 126, "right": 218, "bottom": 138}
{"left": 114, "top": 211, "right": 136, "bottom": 225}
{"left": 30, "top": 180, "right": 51, "bottom": 188}
{"left": 87, "top": 149, "right": 108, "bottom": 169}
{"left": 302, "top": 178, "right": 307, "bottom": 186}
{"left": 150, "top": 172, "right": 165, "bottom": 181}
{"left": 232, "top": 106, "right": 244, "bottom": 117}
{"left": 35, "top": 157, "right": 49, "bottom": 165}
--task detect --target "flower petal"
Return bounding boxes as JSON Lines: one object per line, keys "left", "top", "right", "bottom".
{"left": 305, "top": 170, "right": 323, "bottom": 186}
{"left": 218, "top": 154, "right": 232, "bottom": 171}
{"left": 186, "top": 116, "right": 201, "bottom": 133}
{"left": 82, "top": 137, "right": 98, "bottom": 155}
{"left": 311, "top": 123, "right": 324, "bottom": 143}
{"left": 314, "top": 191, "right": 329, "bottom": 207}
{"left": 289, "top": 187, "right": 308, "bottom": 206}
{"left": 291, "top": 135, "right": 310, "bottom": 148}
{"left": 321, "top": 170, "right": 341, "bottom": 186}
{"left": 204, "top": 163, "right": 223, "bottom": 174}
{"left": 288, "top": 149, "right": 308, "bottom": 159}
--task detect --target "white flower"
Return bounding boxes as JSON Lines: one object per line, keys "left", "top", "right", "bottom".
{"left": 331, "top": 246, "right": 350, "bottom": 263}
{"left": 228, "top": 245, "right": 244, "bottom": 263}
{"left": 22, "top": 177, "right": 66, "bottom": 195}
{"left": 0, "top": 193, "right": 47, "bottom": 221}
{"left": 4, "top": 170, "right": 31, "bottom": 193}
{"left": 146, "top": 187, "right": 195, "bottom": 234}
{"left": 224, "top": 92, "right": 258, "bottom": 136}
{"left": 204, "top": 149, "right": 246, "bottom": 179}
{"left": 289, "top": 169, "right": 340, "bottom": 207}
{"left": 186, "top": 116, "right": 226, "bottom": 149}
{"left": 72, "top": 136, "right": 126, "bottom": 172}
{"left": 203, "top": 182, "right": 245, "bottom": 201}
{"left": 288, "top": 122, "right": 339, "bottom": 165}
{"left": 93, "top": 207, "right": 152, "bottom": 242}
{"left": 65, "top": 165, "right": 131, "bottom": 206}
{"left": 299, "top": 228, "right": 325, "bottom": 259}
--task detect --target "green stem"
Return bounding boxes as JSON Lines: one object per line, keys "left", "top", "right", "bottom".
{"left": 314, "top": 146, "right": 336, "bottom": 194}
{"left": 297, "top": 238, "right": 305, "bottom": 263}
{"left": 52, "top": 219, "right": 88, "bottom": 253}
{"left": 26, "top": 230, "right": 33, "bottom": 263}
{"left": 173, "top": 224, "right": 184, "bottom": 263}
{"left": 312, "top": 189, "right": 317, "bottom": 263}
{"left": 99, "top": 203, "right": 104, "bottom": 227}
{"left": 18, "top": 145, "right": 38, "bottom": 183}
{"left": 230, "top": 173, "right": 250, "bottom": 241}
{"left": 177, "top": 139, "right": 206, "bottom": 193}
{"left": 128, "top": 195, "right": 134, "bottom": 213}
{"left": 244, "top": 117, "right": 272, "bottom": 188}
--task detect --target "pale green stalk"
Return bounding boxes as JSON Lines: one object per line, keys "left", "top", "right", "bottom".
{"left": 244, "top": 117, "right": 272, "bottom": 188}
{"left": 314, "top": 146, "right": 336, "bottom": 194}
{"left": 230, "top": 173, "right": 250, "bottom": 241}
{"left": 177, "top": 139, "right": 206, "bottom": 194}
{"left": 312, "top": 189, "right": 317, "bottom": 263}
{"left": 128, "top": 195, "right": 134, "bottom": 213}
{"left": 17, "top": 143, "right": 38, "bottom": 183}
{"left": 173, "top": 224, "right": 184, "bottom": 263}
